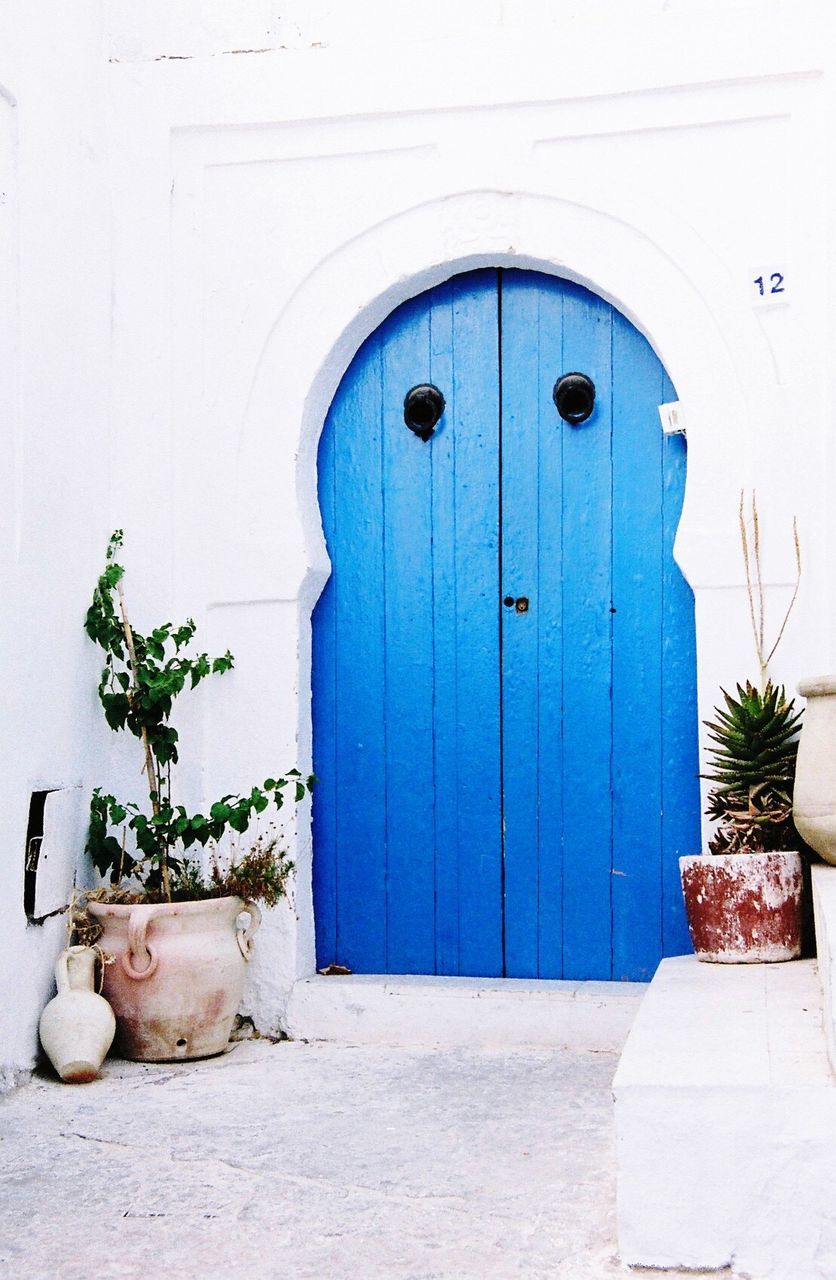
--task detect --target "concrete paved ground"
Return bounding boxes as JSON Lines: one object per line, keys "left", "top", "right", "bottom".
{"left": 1, "top": 1039, "right": 743, "bottom": 1280}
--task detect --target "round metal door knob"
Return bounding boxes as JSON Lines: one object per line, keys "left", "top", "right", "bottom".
{"left": 404, "top": 384, "right": 445, "bottom": 441}
{"left": 553, "top": 373, "right": 595, "bottom": 425}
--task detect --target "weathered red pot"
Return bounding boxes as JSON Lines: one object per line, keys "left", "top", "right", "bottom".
{"left": 679, "top": 851, "right": 802, "bottom": 963}
{"left": 87, "top": 896, "right": 260, "bottom": 1061}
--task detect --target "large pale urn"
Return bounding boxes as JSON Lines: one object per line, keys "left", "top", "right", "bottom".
{"left": 793, "top": 676, "right": 836, "bottom": 865}
{"left": 86, "top": 896, "right": 261, "bottom": 1061}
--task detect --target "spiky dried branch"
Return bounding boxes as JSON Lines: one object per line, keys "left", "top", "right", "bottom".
{"left": 739, "top": 490, "right": 801, "bottom": 691}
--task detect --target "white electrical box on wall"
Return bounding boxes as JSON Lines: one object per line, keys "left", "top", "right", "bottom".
{"left": 26, "top": 787, "right": 82, "bottom": 920}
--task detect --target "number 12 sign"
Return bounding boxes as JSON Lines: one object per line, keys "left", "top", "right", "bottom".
{"left": 751, "top": 266, "right": 788, "bottom": 307}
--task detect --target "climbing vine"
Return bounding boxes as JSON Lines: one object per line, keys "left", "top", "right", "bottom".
{"left": 85, "top": 530, "right": 313, "bottom": 899}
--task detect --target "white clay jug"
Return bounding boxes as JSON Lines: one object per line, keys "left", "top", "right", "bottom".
{"left": 38, "top": 946, "right": 116, "bottom": 1082}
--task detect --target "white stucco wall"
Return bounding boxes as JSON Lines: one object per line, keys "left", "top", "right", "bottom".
{"left": 3, "top": 0, "right": 836, "bottom": 1077}
{"left": 0, "top": 1, "right": 113, "bottom": 1085}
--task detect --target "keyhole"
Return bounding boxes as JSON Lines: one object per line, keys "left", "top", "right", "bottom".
{"left": 515, "top": 597, "right": 529, "bottom": 614}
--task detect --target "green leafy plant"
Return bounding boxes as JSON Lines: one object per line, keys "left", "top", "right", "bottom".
{"left": 704, "top": 493, "right": 802, "bottom": 855}
{"left": 84, "top": 531, "right": 314, "bottom": 901}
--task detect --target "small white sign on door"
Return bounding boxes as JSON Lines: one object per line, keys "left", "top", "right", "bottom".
{"left": 659, "top": 401, "right": 686, "bottom": 436}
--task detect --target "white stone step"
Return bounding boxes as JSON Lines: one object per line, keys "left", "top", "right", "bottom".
{"left": 285, "top": 972, "right": 645, "bottom": 1051}
{"left": 614, "top": 954, "right": 836, "bottom": 1280}
{"left": 812, "top": 863, "right": 836, "bottom": 1076}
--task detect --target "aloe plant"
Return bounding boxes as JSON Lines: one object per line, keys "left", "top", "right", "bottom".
{"left": 704, "top": 680, "right": 802, "bottom": 855}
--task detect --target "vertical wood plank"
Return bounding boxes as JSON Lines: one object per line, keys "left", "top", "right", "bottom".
{"left": 530, "top": 276, "right": 566, "bottom": 978}
{"left": 610, "top": 317, "right": 665, "bottom": 980}
{"left": 311, "top": 390, "right": 338, "bottom": 969}
{"left": 660, "top": 372, "right": 701, "bottom": 958}
{"left": 559, "top": 281, "right": 614, "bottom": 979}
{"left": 381, "top": 293, "right": 437, "bottom": 972}
{"left": 500, "top": 269, "right": 548, "bottom": 977}
{"left": 449, "top": 270, "right": 503, "bottom": 976}
{"left": 323, "top": 335, "right": 388, "bottom": 971}
{"left": 427, "top": 280, "right": 459, "bottom": 974}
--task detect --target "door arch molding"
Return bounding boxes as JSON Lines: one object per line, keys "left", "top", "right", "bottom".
{"left": 234, "top": 187, "right": 778, "bottom": 610}
{"left": 223, "top": 186, "right": 782, "bottom": 984}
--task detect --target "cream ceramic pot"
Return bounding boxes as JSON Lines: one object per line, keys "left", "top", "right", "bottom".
{"left": 793, "top": 676, "right": 836, "bottom": 865}
{"left": 86, "top": 896, "right": 260, "bottom": 1062}
{"left": 39, "top": 945, "right": 116, "bottom": 1082}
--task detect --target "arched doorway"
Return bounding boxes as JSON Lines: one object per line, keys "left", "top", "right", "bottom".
{"left": 312, "top": 267, "right": 700, "bottom": 981}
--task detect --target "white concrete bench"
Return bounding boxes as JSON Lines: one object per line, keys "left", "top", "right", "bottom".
{"left": 614, "top": 953, "right": 836, "bottom": 1279}
{"left": 813, "top": 864, "right": 836, "bottom": 1078}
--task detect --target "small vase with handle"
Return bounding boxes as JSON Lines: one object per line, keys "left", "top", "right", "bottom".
{"left": 38, "top": 945, "right": 116, "bottom": 1083}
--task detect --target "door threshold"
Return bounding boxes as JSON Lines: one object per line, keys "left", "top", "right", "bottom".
{"left": 284, "top": 972, "right": 647, "bottom": 1052}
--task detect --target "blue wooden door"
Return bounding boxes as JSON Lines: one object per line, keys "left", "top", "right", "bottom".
{"left": 312, "top": 268, "right": 699, "bottom": 981}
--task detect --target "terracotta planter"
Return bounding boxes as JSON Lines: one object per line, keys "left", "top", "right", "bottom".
{"left": 679, "top": 851, "right": 802, "bottom": 963}
{"left": 793, "top": 676, "right": 836, "bottom": 865}
{"left": 86, "top": 896, "right": 260, "bottom": 1061}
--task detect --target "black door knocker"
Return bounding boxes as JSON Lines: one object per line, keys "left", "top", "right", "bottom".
{"left": 553, "top": 372, "right": 595, "bottom": 425}
{"left": 404, "top": 384, "right": 445, "bottom": 441}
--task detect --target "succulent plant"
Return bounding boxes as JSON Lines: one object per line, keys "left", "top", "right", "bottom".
{"left": 704, "top": 680, "right": 802, "bottom": 855}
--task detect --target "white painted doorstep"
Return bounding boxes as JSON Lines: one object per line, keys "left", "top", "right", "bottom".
{"left": 285, "top": 973, "right": 645, "bottom": 1052}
